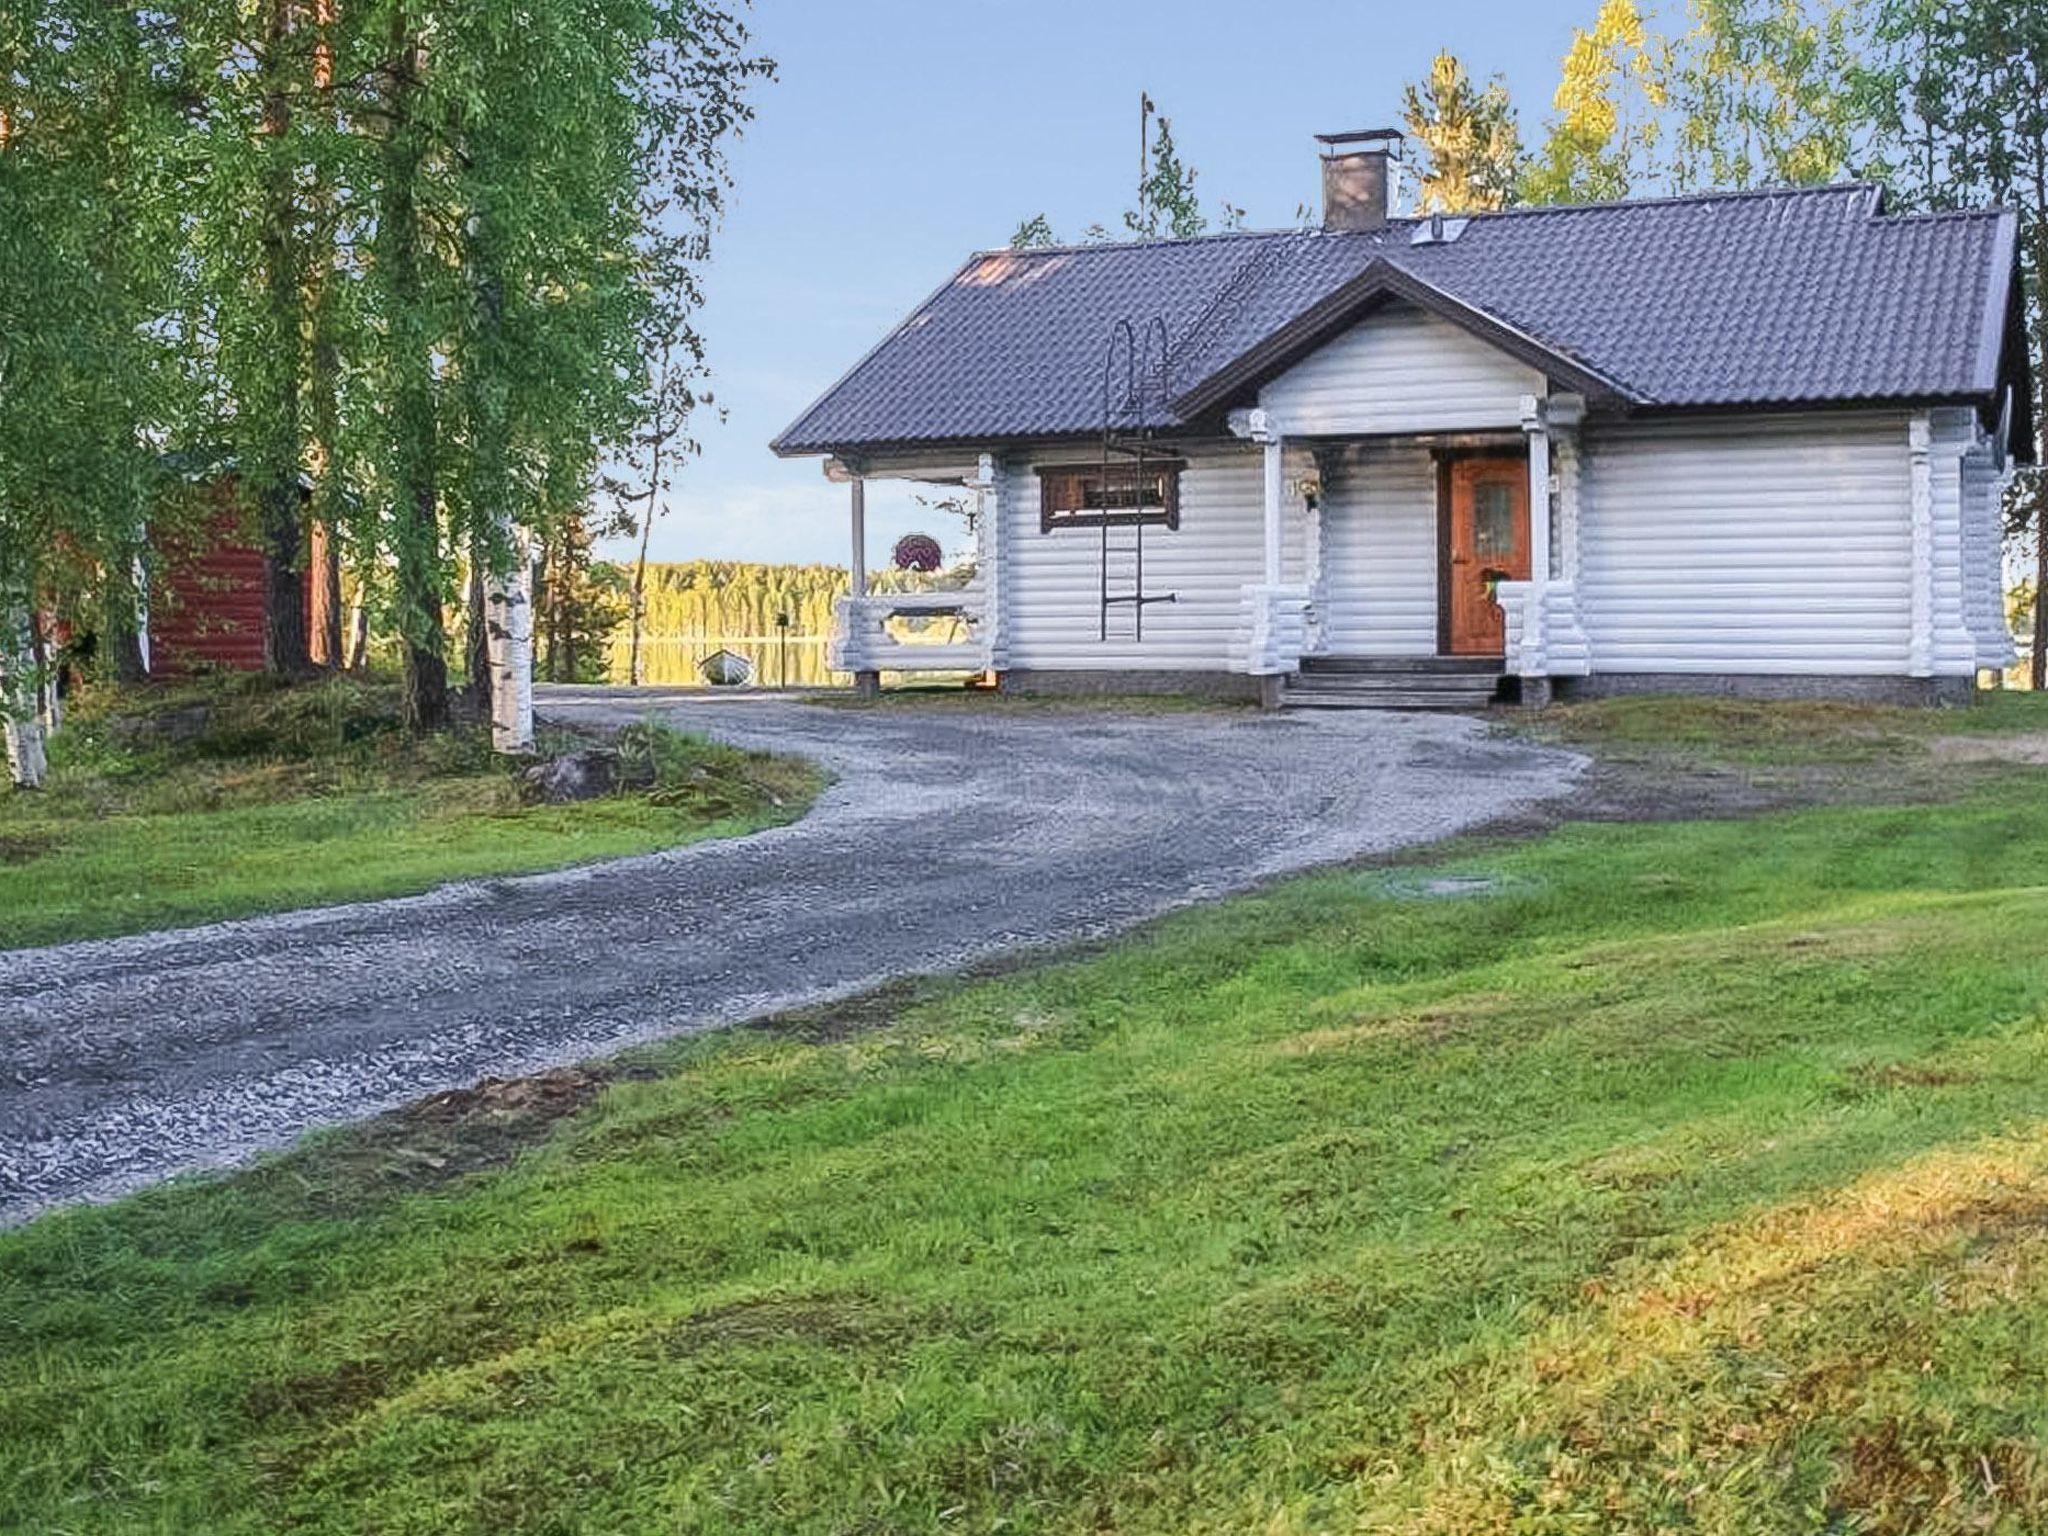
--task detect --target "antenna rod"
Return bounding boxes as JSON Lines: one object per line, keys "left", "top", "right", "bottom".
{"left": 1139, "top": 91, "right": 1153, "bottom": 232}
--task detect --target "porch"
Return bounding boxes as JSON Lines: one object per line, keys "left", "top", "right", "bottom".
{"left": 821, "top": 391, "right": 1591, "bottom": 707}
{"left": 1230, "top": 392, "right": 1591, "bottom": 708}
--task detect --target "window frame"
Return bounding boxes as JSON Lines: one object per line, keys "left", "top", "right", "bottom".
{"left": 1035, "top": 461, "right": 1183, "bottom": 534}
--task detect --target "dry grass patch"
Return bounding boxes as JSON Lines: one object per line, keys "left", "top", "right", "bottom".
{"left": 1360, "top": 1131, "right": 2048, "bottom": 1535}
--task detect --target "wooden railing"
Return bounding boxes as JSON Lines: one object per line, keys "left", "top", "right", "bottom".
{"left": 1495, "top": 579, "right": 1590, "bottom": 678}
{"left": 829, "top": 588, "right": 991, "bottom": 674}
{"left": 1238, "top": 582, "right": 1313, "bottom": 676}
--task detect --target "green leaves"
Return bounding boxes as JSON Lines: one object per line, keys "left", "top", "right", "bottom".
{"left": 2, "top": 0, "right": 770, "bottom": 716}
{"left": 1402, "top": 51, "right": 1522, "bottom": 214}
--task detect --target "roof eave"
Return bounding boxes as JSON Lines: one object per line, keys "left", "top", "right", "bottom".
{"left": 771, "top": 428, "right": 1121, "bottom": 463}
{"left": 1170, "top": 258, "right": 1648, "bottom": 421}
{"left": 1977, "top": 209, "right": 2038, "bottom": 464}
{"left": 1976, "top": 209, "right": 2020, "bottom": 397}
{"left": 769, "top": 252, "right": 991, "bottom": 459}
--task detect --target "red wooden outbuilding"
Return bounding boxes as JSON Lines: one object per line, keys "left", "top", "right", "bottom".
{"left": 145, "top": 482, "right": 330, "bottom": 678}
{"left": 148, "top": 509, "right": 275, "bottom": 675}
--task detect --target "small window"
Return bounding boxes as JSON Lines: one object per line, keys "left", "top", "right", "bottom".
{"left": 1037, "top": 463, "right": 1181, "bottom": 533}
{"left": 1473, "top": 481, "right": 1516, "bottom": 559}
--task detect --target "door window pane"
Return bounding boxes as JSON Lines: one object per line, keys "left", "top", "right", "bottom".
{"left": 1474, "top": 482, "right": 1516, "bottom": 559}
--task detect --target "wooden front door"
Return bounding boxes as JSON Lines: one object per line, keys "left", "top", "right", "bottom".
{"left": 1442, "top": 455, "right": 1530, "bottom": 657}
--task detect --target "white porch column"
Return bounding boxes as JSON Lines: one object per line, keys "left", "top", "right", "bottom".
{"left": 849, "top": 473, "right": 869, "bottom": 597}
{"left": 1262, "top": 433, "right": 1286, "bottom": 584}
{"left": 827, "top": 456, "right": 879, "bottom": 696}
{"left": 1518, "top": 394, "right": 1552, "bottom": 685}
{"left": 1228, "top": 407, "right": 1311, "bottom": 704}
{"left": 1541, "top": 394, "right": 1591, "bottom": 679}
{"left": 973, "top": 452, "right": 1005, "bottom": 674}
{"left": 1908, "top": 413, "right": 1934, "bottom": 677}
{"left": 1302, "top": 447, "right": 1330, "bottom": 655}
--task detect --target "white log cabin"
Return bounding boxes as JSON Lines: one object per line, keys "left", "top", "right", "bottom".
{"left": 775, "top": 131, "right": 2035, "bottom": 708}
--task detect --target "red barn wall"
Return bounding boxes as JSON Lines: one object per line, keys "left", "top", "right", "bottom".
{"left": 149, "top": 507, "right": 270, "bottom": 676}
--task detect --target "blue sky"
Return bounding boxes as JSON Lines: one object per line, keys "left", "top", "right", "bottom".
{"left": 612, "top": 0, "right": 1598, "bottom": 568}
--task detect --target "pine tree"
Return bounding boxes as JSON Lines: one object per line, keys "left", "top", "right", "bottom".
{"left": 1010, "top": 213, "right": 1056, "bottom": 249}
{"left": 1125, "top": 115, "right": 1206, "bottom": 239}
{"left": 1402, "top": 52, "right": 1522, "bottom": 213}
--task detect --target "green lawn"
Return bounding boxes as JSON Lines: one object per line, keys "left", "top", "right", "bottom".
{"left": 7, "top": 706, "right": 2048, "bottom": 1533}
{"left": 0, "top": 675, "right": 822, "bottom": 949}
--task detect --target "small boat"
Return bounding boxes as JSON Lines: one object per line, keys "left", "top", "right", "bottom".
{"left": 699, "top": 648, "right": 755, "bottom": 688}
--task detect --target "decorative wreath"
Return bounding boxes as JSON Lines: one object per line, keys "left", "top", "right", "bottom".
{"left": 893, "top": 533, "right": 943, "bottom": 572}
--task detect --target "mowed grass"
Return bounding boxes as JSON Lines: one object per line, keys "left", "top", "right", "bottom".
{"left": 1523, "top": 687, "right": 2048, "bottom": 764}
{"left": 8, "top": 737, "right": 2048, "bottom": 1532}
{"left": 0, "top": 675, "right": 821, "bottom": 949}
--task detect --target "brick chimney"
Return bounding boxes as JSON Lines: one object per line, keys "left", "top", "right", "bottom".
{"left": 1317, "top": 129, "right": 1402, "bottom": 232}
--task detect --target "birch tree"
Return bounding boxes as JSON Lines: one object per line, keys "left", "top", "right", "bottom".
{"left": 1522, "top": 0, "right": 1667, "bottom": 204}
{"left": 4, "top": 0, "right": 767, "bottom": 760}
{"left": 620, "top": 335, "right": 706, "bottom": 688}
{"left": 1, "top": 2, "right": 190, "bottom": 782}
{"left": 1664, "top": 0, "right": 1869, "bottom": 190}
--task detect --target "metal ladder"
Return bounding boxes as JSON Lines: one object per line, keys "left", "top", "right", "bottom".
{"left": 1098, "top": 317, "right": 1177, "bottom": 641}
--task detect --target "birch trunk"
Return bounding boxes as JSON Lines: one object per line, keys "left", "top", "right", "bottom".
{"left": 3, "top": 600, "right": 47, "bottom": 790}
{"left": 486, "top": 535, "right": 534, "bottom": 753}
{"left": 28, "top": 614, "right": 59, "bottom": 735}
{"left": 345, "top": 592, "right": 369, "bottom": 672}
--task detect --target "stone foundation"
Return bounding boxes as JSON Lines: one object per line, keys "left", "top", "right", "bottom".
{"left": 996, "top": 669, "right": 1263, "bottom": 703}
{"left": 1555, "top": 673, "right": 1980, "bottom": 706}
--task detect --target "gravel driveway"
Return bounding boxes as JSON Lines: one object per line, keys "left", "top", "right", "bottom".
{"left": 0, "top": 691, "right": 1584, "bottom": 1224}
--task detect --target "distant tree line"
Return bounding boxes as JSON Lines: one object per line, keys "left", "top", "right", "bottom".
{"left": 605, "top": 560, "right": 964, "bottom": 688}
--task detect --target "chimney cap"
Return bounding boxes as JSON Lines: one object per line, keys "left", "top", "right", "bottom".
{"left": 1315, "top": 128, "right": 1404, "bottom": 155}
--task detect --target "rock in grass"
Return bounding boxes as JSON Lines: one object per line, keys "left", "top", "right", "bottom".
{"left": 107, "top": 702, "right": 213, "bottom": 747}
{"left": 520, "top": 748, "right": 620, "bottom": 804}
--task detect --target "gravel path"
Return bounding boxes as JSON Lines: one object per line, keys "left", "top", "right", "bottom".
{"left": 0, "top": 691, "right": 1585, "bottom": 1224}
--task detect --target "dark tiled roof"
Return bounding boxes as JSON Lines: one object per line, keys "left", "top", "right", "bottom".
{"left": 773, "top": 183, "right": 2020, "bottom": 455}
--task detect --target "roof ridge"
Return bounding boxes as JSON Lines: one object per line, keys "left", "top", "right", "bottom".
{"left": 966, "top": 181, "right": 1909, "bottom": 262}
{"left": 968, "top": 227, "right": 1304, "bottom": 261}
{"left": 1427, "top": 180, "right": 1882, "bottom": 224}
{"left": 1875, "top": 203, "right": 2011, "bottom": 224}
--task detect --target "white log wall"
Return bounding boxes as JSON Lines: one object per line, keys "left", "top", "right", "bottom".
{"left": 874, "top": 382, "right": 2002, "bottom": 684}
{"left": 996, "top": 445, "right": 1305, "bottom": 671}
{"left": 1314, "top": 442, "right": 1439, "bottom": 656}
{"left": 1577, "top": 411, "right": 1929, "bottom": 675}
{"left": 1257, "top": 300, "right": 1543, "bottom": 436}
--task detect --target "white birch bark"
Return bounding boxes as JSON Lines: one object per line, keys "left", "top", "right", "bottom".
{"left": 486, "top": 533, "right": 534, "bottom": 754}
{"left": 2, "top": 599, "right": 47, "bottom": 789}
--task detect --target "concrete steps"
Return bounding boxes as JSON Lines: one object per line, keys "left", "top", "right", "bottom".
{"left": 1280, "top": 656, "right": 1506, "bottom": 711}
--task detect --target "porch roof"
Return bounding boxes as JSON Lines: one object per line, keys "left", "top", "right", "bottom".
{"left": 773, "top": 183, "right": 2031, "bottom": 461}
